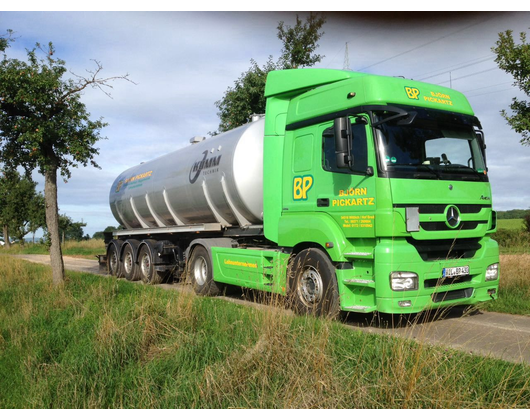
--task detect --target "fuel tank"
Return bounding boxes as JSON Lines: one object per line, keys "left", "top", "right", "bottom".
{"left": 109, "top": 118, "right": 264, "bottom": 230}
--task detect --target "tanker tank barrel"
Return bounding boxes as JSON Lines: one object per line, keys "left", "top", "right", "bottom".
{"left": 109, "top": 119, "right": 264, "bottom": 231}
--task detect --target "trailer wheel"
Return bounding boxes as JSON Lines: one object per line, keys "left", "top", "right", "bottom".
{"left": 288, "top": 248, "right": 340, "bottom": 318}
{"left": 107, "top": 242, "right": 122, "bottom": 277}
{"left": 122, "top": 243, "right": 139, "bottom": 281}
{"left": 188, "top": 245, "right": 222, "bottom": 296}
{"left": 138, "top": 246, "right": 166, "bottom": 285}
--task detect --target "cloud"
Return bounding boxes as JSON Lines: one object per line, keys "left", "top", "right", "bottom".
{"left": 4, "top": 11, "right": 530, "bottom": 237}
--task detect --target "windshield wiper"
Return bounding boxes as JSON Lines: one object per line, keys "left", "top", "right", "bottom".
{"left": 387, "top": 163, "right": 440, "bottom": 179}
{"left": 414, "top": 165, "right": 440, "bottom": 179}
{"left": 441, "top": 164, "right": 482, "bottom": 180}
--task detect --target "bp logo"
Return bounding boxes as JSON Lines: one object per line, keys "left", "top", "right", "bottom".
{"left": 293, "top": 176, "right": 313, "bottom": 201}
{"left": 405, "top": 87, "right": 420, "bottom": 100}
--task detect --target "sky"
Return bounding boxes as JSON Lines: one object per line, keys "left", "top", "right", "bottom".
{"left": 1, "top": 7, "right": 530, "bottom": 237}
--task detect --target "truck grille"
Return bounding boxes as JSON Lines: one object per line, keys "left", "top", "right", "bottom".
{"left": 420, "top": 220, "right": 488, "bottom": 231}
{"left": 424, "top": 275, "right": 473, "bottom": 288}
{"left": 431, "top": 287, "right": 474, "bottom": 303}
{"left": 407, "top": 238, "right": 481, "bottom": 261}
{"left": 396, "top": 203, "right": 491, "bottom": 232}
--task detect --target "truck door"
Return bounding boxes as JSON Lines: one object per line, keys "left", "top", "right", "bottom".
{"left": 321, "top": 116, "right": 377, "bottom": 238}
{"left": 285, "top": 116, "right": 377, "bottom": 238}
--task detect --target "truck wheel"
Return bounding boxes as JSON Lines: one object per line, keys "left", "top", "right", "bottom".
{"left": 107, "top": 242, "right": 122, "bottom": 277}
{"left": 138, "top": 246, "right": 165, "bottom": 285}
{"left": 289, "top": 248, "right": 340, "bottom": 318}
{"left": 122, "top": 243, "right": 139, "bottom": 281}
{"left": 188, "top": 245, "right": 222, "bottom": 296}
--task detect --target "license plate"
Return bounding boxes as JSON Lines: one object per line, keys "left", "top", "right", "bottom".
{"left": 442, "top": 266, "right": 469, "bottom": 278}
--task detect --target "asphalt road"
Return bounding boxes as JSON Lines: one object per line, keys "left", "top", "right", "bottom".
{"left": 11, "top": 254, "right": 530, "bottom": 365}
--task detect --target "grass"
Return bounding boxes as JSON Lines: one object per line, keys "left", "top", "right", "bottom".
{"left": 0, "top": 230, "right": 528, "bottom": 407}
{"left": 1, "top": 255, "right": 529, "bottom": 409}
{"left": 0, "top": 238, "right": 105, "bottom": 259}
{"left": 498, "top": 218, "right": 525, "bottom": 230}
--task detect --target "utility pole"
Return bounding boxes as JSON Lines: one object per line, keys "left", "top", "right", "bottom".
{"left": 343, "top": 42, "right": 350, "bottom": 71}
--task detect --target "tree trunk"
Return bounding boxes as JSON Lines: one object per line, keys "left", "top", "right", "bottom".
{"left": 2, "top": 224, "right": 10, "bottom": 249}
{"left": 44, "top": 166, "right": 64, "bottom": 285}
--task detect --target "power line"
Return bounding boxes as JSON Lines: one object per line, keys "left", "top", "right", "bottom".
{"left": 415, "top": 55, "right": 495, "bottom": 81}
{"left": 430, "top": 67, "right": 498, "bottom": 86}
{"left": 356, "top": 15, "right": 495, "bottom": 72}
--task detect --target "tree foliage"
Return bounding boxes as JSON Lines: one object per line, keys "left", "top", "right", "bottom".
{"left": 0, "top": 169, "right": 45, "bottom": 245}
{"left": 493, "top": 29, "right": 530, "bottom": 146}
{"left": 277, "top": 12, "right": 326, "bottom": 70}
{"left": 93, "top": 225, "right": 118, "bottom": 240}
{"left": 214, "top": 58, "right": 277, "bottom": 133}
{"left": 213, "top": 13, "right": 326, "bottom": 133}
{"left": 58, "top": 214, "right": 86, "bottom": 242}
{"left": 0, "top": 31, "right": 131, "bottom": 284}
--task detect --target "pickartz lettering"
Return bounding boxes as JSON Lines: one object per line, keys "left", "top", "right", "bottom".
{"left": 115, "top": 170, "right": 153, "bottom": 192}
{"left": 333, "top": 188, "right": 375, "bottom": 207}
{"left": 423, "top": 91, "right": 453, "bottom": 106}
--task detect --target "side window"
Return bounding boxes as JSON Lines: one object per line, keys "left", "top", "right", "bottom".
{"left": 322, "top": 122, "right": 368, "bottom": 174}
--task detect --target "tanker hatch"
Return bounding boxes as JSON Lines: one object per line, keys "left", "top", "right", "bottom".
{"left": 190, "top": 136, "right": 206, "bottom": 144}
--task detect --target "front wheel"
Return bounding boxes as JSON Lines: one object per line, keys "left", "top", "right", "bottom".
{"left": 288, "top": 248, "right": 340, "bottom": 318}
{"left": 187, "top": 246, "right": 222, "bottom": 296}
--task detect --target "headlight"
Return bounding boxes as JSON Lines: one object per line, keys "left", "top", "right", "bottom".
{"left": 486, "top": 263, "right": 499, "bottom": 281}
{"left": 390, "top": 272, "right": 419, "bottom": 291}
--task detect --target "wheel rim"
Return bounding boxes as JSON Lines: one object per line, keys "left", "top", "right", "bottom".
{"left": 109, "top": 248, "right": 118, "bottom": 273}
{"left": 193, "top": 256, "right": 208, "bottom": 286}
{"left": 124, "top": 251, "right": 133, "bottom": 274}
{"left": 140, "top": 253, "right": 151, "bottom": 281}
{"left": 298, "top": 266, "right": 324, "bottom": 306}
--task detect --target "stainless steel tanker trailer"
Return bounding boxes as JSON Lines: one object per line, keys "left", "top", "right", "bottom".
{"left": 106, "top": 117, "right": 266, "bottom": 287}
{"left": 102, "top": 68, "right": 499, "bottom": 317}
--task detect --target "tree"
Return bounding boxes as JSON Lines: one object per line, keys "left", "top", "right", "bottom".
{"left": 493, "top": 29, "right": 530, "bottom": 146}
{"left": 0, "top": 169, "right": 45, "bottom": 247}
{"left": 0, "top": 32, "right": 132, "bottom": 284}
{"left": 58, "top": 214, "right": 86, "bottom": 242}
{"left": 26, "top": 191, "right": 46, "bottom": 242}
{"left": 214, "top": 57, "right": 277, "bottom": 133}
{"left": 93, "top": 225, "right": 118, "bottom": 240}
{"left": 276, "top": 12, "right": 326, "bottom": 70}
{"left": 213, "top": 13, "right": 326, "bottom": 133}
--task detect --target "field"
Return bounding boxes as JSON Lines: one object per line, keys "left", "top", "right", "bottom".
{"left": 0, "top": 233, "right": 529, "bottom": 408}
{"left": 498, "top": 218, "right": 525, "bottom": 230}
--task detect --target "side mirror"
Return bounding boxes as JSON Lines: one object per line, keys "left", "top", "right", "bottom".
{"left": 334, "top": 117, "right": 353, "bottom": 169}
{"left": 476, "top": 130, "right": 487, "bottom": 166}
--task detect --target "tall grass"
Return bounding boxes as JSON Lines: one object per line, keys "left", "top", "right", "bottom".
{"left": 1, "top": 256, "right": 529, "bottom": 408}
{"left": 484, "top": 254, "right": 530, "bottom": 315}
{"left": 0, "top": 239, "right": 105, "bottom": 258}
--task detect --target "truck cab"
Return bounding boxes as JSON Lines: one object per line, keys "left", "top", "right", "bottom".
{"left": 260, "top": 69, "right": 499, "bottom": 315}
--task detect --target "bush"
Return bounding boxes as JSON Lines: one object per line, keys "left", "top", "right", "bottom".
{"left": 524, "top": 214, "right": 530, "bottom": 233}
{"left": 491, "top": 228, "right": 530, "bottom": 252}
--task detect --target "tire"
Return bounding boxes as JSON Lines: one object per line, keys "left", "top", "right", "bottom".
{"left": 187, "top": 246, "right": 222, "bottom": 296}
{"left": 122, "top": 243, "right": 139, "bottom": 281}
{"left": 288, "top": 248, "right": 340, "bottom": 318}
{"left": 107, "top": 242, "right": 122, "bottom": 277}
{"left": 138, "top": 246, "right": 166, "bottom": 285}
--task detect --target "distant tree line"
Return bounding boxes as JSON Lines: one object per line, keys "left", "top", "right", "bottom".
{"left": 496, "top": 209, "right": 530, "bottom": 219}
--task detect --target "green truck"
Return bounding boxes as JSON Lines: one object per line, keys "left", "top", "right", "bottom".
{"left": 106, "top": 68, "right": 500, "bottom": 317}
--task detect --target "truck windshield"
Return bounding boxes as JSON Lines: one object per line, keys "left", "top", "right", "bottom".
{"left": 374, "top": 106, "right": 488, "bottom": 182}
